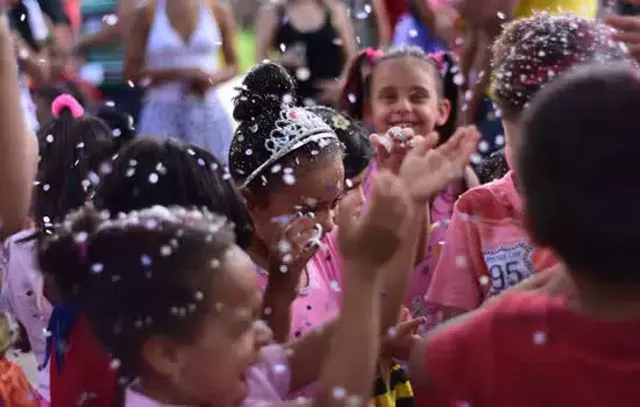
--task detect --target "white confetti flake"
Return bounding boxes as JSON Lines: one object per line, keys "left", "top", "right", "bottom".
{"left": 533, "top": 331, "right": 547, "bottom": 345}
{"left": 148, "top": 173, "right": 159, "bottom": 184}
{"left": 91, "top": 263, "right": 104, "bottom": 274}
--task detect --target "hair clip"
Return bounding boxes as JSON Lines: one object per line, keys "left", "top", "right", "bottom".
{"left": 364, "top": 48, "right": 383, "bottom": 65}
{"left": 51, "top": 94, "right": 85, "bottom": 119}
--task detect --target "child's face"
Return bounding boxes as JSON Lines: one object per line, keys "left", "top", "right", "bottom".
{"left": 146, "top": 246, "right": 270, "bottom": 407}
{"left": 369, "top": 57, "right": 450, "bottom": 138}
{"left": 249, "top": 154, "right": 345, "bottom": 245}
{"left": 343, "top": 168, "right": 368, "bottom": 211}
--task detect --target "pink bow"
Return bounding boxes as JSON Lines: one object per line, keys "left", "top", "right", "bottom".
{"left": 364, "top": 48, "right": 383, "bottom": 65}
{"left": 51, "top": 94, "right": 85, "bottom": 119}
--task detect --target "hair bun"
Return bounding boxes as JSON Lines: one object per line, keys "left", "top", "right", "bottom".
{"left": 233, "top": 62, "right": 296, "bottom": 122}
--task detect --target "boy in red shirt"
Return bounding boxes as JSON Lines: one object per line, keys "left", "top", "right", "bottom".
{"left": 408, "top": 63, "right": 640, "bottom": 406}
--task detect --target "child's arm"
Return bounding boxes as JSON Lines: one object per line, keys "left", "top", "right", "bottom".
{"left": 0, "top": 15, "right": 38, "bottom": 241}
{"left": 311, "top": 170, "right": 411, "bottom": 407}
{"left": 209, "top": 0, "right": 239, "bottom": 85}
{"left": 371, "top": 0, "right": 392, "bottom": 48}
{"left": 282, "top": 127, "right": 481, "bottom": 393}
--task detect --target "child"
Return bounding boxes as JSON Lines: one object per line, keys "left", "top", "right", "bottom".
{"left": 36, "top": 170, "right": 413, "bottom": 407}
{"left": 408, "top": 62, "right": 640, "bottom": 407}
{"left": 2, "top": 93, "right": 117, "bottom": 406}
{"left": 307, "top": 106, "right": 373, "bottom": 209}
{"left": 426, "top": 13, "right": 634, "bottom": 320}
{"left": 45, "top": 137, "right": 256, "bottom": 407}
{"left": 229, "top": 62, "right": 347, "bottom": 343}
{"left": 339, "top": 46, "right": 477, "bottom": 326}
{"left": 3, "top": 94, "right": 116, "bottom": 404}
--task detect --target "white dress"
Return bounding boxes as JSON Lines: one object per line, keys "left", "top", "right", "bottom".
{"left": 138, "top": 0, "right": 233, "bottom": 163}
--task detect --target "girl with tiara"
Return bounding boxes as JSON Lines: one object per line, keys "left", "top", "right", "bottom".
{"left": 228, "top": 62, "right": 479, "bottom": 404}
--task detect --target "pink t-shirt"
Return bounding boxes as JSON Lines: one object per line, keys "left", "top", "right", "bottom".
{"left": 1, "top": 229, "right": 52, "bottom": 400}
{"left": 426, "top": 172, "right": 558, "bottom": 312}
{"left": 124, "top": 344, "right": 291, "bottom": 407}
{"left": 256, "top": 235, "right": 343, "bottom": 341}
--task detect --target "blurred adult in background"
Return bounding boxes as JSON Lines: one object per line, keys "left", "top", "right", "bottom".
{"left": 4, "top": 0, "right": 52, "bottom": 132}
{"left": 124, "top": 0, "right": 238, "bottom": 163}
{"left": 255, "top": 0, "right": 357, "bottom": 106}
{"left": 73, "top": 0, "right": 143, "bottom": 122}
{"left": 607, "top": 0, "right": 640, "bottom": 59}
{"left": 453, "top": 0, "right": 598, "bottom": 157}
{"left": 393, "top": 0, "right": 455, "bottom": 52}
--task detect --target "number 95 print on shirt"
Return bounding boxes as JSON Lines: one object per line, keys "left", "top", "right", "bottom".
{"left": 483, "top": 241, "right": 534, "bottom": 296}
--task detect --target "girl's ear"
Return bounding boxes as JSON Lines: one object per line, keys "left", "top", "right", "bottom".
{"left": 436, "top": 98, "right": 452, "bottom": 126}
{"left": 142, "top": 336, "right": 185, "bottom": 382}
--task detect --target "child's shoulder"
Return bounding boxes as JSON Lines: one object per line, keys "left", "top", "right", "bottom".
{"left": 454, "top": 172, "right": 517, "bottom": 219}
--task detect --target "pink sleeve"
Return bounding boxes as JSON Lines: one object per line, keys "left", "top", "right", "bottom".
{"left": 426, "top": 201, "right": 485, "bottom": 311}
{"left": 242, "top": 344, "right": 291, "bottom": 407}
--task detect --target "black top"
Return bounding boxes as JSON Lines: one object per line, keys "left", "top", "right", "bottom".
{"left": 274, "top": 4, "right": 345, "bottom": 104}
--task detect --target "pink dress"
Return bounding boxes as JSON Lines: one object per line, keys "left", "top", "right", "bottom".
{"left": 2, "top": 229, "right": 52, "bottom": 402}
{"left": 256, "top": 236, "right": 343, "bottom": 342}
{"left": 426, "top": 172, "right": 558, "bottom": 311}
{"left": 124, "top": 345, "right": 291, "bottom": 407}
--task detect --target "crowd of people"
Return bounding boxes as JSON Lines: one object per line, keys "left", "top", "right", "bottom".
{"left": 0, "top": 0, "right": 640, "bottom": 406}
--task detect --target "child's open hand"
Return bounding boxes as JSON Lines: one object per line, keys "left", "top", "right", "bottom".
{"left": 338, "top": 170, "right": 412, "bottom": 268}
{"left": 370, "top": 127, "right": 436, "bottom": 175}
{"left": 400, "top": 126, "right": 480, "bottom": 203}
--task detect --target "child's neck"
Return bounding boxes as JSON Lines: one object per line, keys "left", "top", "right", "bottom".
{"left": 570, "top": 276, "right": 640, "bottom": 321}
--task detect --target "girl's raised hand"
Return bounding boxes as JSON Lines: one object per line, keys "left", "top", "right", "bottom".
{"left": 338, "top": 170, "right": 413, "bottom": 268}
{"left": 400, "top": 126, "right": 480, "bottom": 203}
{"left": 370, "top": 127, "right": 436, "bottom": 175}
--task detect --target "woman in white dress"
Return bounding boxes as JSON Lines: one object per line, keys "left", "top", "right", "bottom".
{"left": 124, "top": 0, "right": 238, "bottom": 163}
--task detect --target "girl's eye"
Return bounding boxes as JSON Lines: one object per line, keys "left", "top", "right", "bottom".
{"left": 410, "top": 91, "right": 429, "bottom": 103}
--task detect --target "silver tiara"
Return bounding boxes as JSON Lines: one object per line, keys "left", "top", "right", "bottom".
{"left": 240, "top": 107, "right": 338, "bottom": 189}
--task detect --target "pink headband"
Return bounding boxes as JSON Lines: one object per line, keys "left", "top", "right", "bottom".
{"left": 51, "top": 94, "right": 84, "bottom": 119}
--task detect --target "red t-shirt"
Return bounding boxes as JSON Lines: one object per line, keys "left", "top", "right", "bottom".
{"left": 422, "top": 291, "right": 640, "bottom": 406}
{"left": 50, "top": 314, "right": 116, "bottom": 407}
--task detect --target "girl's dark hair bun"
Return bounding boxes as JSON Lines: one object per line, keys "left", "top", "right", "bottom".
{"left": 233, "top": 62, "right": 296, "bottom": 122}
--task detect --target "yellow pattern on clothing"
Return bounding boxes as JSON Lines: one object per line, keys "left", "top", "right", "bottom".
{"left": 516, "top": 0, "right": 598, "bottom": 19}
{"left": 372, "top": 364, "right": 414, "bottom": 407}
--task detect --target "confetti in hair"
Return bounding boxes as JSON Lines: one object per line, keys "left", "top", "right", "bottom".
{"left": 490, "top": 12, "right": 636, "bottom": 118}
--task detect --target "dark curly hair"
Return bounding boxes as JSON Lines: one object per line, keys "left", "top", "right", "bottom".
{"left": 93, "top": 137, "right": 254, "bottom": 249}
{"left": 37, "top": 206, "right": 236, "bottom": 380}
{"left": 307, "top": 106, "right": 373, "bottom": 180}
{"left": 490, "top": 12, "right": 634, "bottom": 120}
